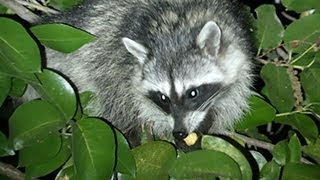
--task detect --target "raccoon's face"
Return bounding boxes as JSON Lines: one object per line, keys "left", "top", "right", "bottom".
{"left": 122, "top": 21, "right": 250, "bottom": 142}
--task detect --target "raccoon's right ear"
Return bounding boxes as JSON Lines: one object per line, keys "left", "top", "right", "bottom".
{"left": 122, "top": 37, "right": 149, "bottom": 64}
{"left": 196, "top": 21, "right": 221, "bottom": 57}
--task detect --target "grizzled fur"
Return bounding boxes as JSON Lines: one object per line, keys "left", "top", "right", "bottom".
{"left": 42, "top": 0, "right": 254, "bottom": 143}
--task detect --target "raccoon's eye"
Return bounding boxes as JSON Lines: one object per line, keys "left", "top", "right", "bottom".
{"left": 160, "top": 93, "right": 170, "bottom": 103}
{"left": 147, "top": 91, "right": 171, "bottom": 114}
{"left": 188, "top": 89, "right": 199, "bottom": 99}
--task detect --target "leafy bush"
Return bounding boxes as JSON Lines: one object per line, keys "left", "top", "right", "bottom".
{"left": 0, "top": 1, "right": 320, "bottom": 179}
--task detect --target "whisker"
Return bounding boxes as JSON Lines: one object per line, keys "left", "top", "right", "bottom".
{"left": 197, "top": 85, "right": 230, "bottom": 111}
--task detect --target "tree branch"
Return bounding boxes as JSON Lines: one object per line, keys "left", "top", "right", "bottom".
{"left": 0, "top": 0, "right": 40, "bottom": 23}
{"left": 0, "top": 161, "right": 25, "bottom": 180}
{"left": 15, "top": 0, "right": 58, "bottom": 14}
{"left": 223, "top": 131, "right": 274, "bottom": 151}
{"left": 222, "top": 131, "right": 314, "bottom": 165}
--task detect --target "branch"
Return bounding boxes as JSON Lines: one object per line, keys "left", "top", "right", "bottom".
{"left": 0, "top": 0, "right": 40, "bottom": 23}
{"left": 0, "top": 161, "right": 25, "bottom": 180}
{"left": 15, "top": 0, "right": 58, "bottom": 14}
{"left": 222, "top": 131, "right": 314, "bottom": 165}
{"left": 281, "top": 11, "right": 297, "bottom": 22}
{"left": 223, "top": 131, "right": 274, "bottom": 151}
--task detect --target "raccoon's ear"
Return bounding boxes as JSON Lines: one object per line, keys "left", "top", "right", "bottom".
{"left": 122, "top": 37, "right": 149, "bottom": 64}
{"left": 196, "top": 21, "right": 221, "bottom": 57}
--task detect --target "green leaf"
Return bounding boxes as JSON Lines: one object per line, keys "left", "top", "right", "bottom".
{"left": 117, "top": 173, "right": 135, "bottom": 180}
{"left": 272, "top": 140, "right": 289, "bottom": 166}
{"left": 72, "top": 117, "right": 115, "bottom": 180}
{"left": 201, "top": 135, "right": 252, "bottom": 180}
{"left": 302, "top": 138, "right": 320, "bottom": 164}
{"left": 168, "top": 150, "right": 241, "bottom": 179}
{"left": 115, "top": 129, "right": 136, "bottom": 177}
{"left": 250, "top": 151, "right": 267, "bottom": 171}
{"left": 260, "top": 160, "right": 281, "bottom": 180}
{"left": 282, "top": 163, "right": 320, "bottom": 180}
{"left": 235, "top": 96, "right": 276, "bottom": 130}
{"left": 254, "top": 5, "right": 284, "bottom": 53}
{"left": 288, "top": 134, "right": 302, "bottom": 163}
{"left": 282, "top": 0, "right": 320, "bottom": 13}
{"left": 300, "top": 67, "right": 320, "bottom": 102}
{"left": 291, "top": 52, "right": 318, "bottom": 68}
{"left": 55, "top": 156, "right": 75, "bottom": 180}
{"left": 19, "top": 133, "right": 61, "bottom": 167}
{"left": 275, "top": 114, "right": 318, "bottom": 142}
{"left": 0, "top": 75, "right": 11, "bottom": 106}
{"left": 9, "top": 78, "right": 27, "bottom": 97}
{"left": 26, "top": 136, "right": 71, "bottom": 178}
{"left": 32, "top": 69, "right": 77, "bottom": 121}
{"left": 49, "top": 0, "right": 81, "bottom": 10}
{"left": 132, "top": 141, "right": 176, "bottom": 179}
{"left": 31, "top": 24, "right": 95, "bottom": 53}
{"left": 309, "top": 103, "right": 320, "bottom": 115}
{"left": 0, "top": 17, "right": 41, "bottom": 74}
{"left": 260, "top": 64, "right": 295, "bottom": 113}
{"left": 79, "top": 91, "right": 95, "bottom": 116}
{"left": 283, "top": 14, "right": 320, "bottom": 53}
{"left": 0, "top": 4, "right": 8, "bottom": 13}
{"left": 74, "top": 91, "right": 95, "bottom": 121}
{"left": 9, "top": 100, "right": 65, "bottom": 150}
{"left": 0, "top": 131, "right": 14, "bottom": 157}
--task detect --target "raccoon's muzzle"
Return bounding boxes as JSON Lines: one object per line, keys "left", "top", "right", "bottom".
{"left": 171, "top": 103, "right": 188, "bottom": 140}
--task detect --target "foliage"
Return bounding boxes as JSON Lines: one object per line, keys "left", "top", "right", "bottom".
{"left": 0, "top": 0, "right": 320, "bottom": 179}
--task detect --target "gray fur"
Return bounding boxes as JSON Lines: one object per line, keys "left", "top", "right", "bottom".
{"left": 43, "top": 0, "right": 254, "bottom": 142}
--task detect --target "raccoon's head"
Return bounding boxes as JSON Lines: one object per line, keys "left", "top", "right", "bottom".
{"left": 122, "top": 21, "right": 252, "bottom": 143}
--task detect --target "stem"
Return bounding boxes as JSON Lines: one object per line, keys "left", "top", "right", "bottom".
{"left": 291, "top": 65, "right": 305, "bottom": 70}
{"left": 275, "top": 110, "right": 301, "bottom": 117}
{"left": 0, "top": 161, "right": 25, "bottom": 180}
{"left": 304, "top": 102, "right": 320, "bottom": 109}
{"left": 222, "top": 131, "right": 274, "bottom": 151}
{"left": 257, "top": 44, "right": 285, "bottom": 58}
{"left": 276, "top": 110, "right": 313, "bottom": 117}
{"left": 222, "top": 131, "right": 314, "bottom": 165}
{"left": 291, "top": 44, "right": 316, "bottom": 64}
{"left": 15, "top": 0, "right": 58, "bottom": 14}
{"left": 256, "top": 58, "right": 305, "bottom": 70}
{"left": 0, "top": 0, "right": 40, "bottom": 23}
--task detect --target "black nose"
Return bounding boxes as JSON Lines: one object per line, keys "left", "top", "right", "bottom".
{"left": 173, "top": 131, "right": 188, "bottom": 140}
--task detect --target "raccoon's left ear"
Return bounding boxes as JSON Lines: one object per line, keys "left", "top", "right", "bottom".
{"left": 196, "top": 21, "right": 221, "bottom": 57}
{"left": 122, "top": 37, "right": 149, "bottom": 64}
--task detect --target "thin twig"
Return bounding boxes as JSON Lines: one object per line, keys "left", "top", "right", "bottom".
{"left": 16, "top": 0, "right": 58, "bottom": 14}
{"left": 281, "top": 11, "right": 297, "bottom": 22}
{"left": 276, "top": 47, "right": 289, "bottom": 61}
{"left": 290, "top": 44, "right": 316, "bottom": 64}
{"left": 0, "top": 0, "right": 40, "bottom": 23}
{"left": 301, "top": 157, "right": 314, "bottom": 165}
{"left": 0, "top": 161, "right": 25, "bottom": 180}
{"left": 222, "top": 131, "right": 314, "bottom": 165}
{"left": 223, "top": 131, "right": 274, "bottom": 151}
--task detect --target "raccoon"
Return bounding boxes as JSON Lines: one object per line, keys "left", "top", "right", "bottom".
{"left": 42, "top": 0, "right": 254, "bottom": 147}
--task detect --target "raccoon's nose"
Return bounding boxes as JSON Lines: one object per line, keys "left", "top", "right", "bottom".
{"left": 173, "top": 131, "right": 188, "bottom": 141}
